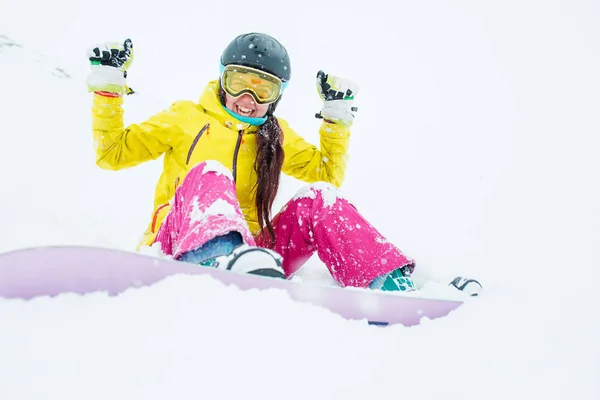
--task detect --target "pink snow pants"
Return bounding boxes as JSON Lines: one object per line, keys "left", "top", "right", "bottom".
{"left": 155, "top": 161, "right": 414, "bottom": 288}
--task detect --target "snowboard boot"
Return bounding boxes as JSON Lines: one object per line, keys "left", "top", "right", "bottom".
{"left": 449, "top": 277, "right": 482, "bottom": 296}
{"left": 212, "top": 244, "right": 286, "bottom": 279}
{"left": 370, "top": 265, "right": 417, "bottom": 292}
{"left": 179, "top": 232, "right": 285, "bottom": 279}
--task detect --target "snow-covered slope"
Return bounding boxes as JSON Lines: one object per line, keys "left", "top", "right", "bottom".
{"left": 0, "top": 0, "right": 599, "bottom": 399}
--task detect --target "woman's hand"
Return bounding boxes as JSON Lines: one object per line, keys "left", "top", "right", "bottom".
{"left": 315, "top": 70, "right": 359, "bottom": 127}
{"left": 86, "top": 39, "right": 134, "bottom": 96}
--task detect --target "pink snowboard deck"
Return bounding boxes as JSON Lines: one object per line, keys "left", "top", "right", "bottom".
{"left": 0, "top": 246, "right": 462, "bottom": 326}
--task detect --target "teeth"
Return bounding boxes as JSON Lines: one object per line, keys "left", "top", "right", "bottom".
{"left": 237, "top": 106, "right": 253, "bottom": 116}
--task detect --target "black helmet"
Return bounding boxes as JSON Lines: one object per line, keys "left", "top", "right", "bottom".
{"left": 220, "top": 32, "right": 291, "bottom": 82}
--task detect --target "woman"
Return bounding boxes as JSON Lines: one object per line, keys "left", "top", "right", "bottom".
{"left": 87, "top": 32, "right": 417, "bottom": 292}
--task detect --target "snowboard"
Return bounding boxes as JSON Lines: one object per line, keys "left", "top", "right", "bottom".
{"left": 0, "top": 246, "right": 464, "bottom": 327}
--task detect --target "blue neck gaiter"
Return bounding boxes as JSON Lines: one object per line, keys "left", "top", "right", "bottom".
{"left": 222, "top": 106, "right": 268, "bottom": 126}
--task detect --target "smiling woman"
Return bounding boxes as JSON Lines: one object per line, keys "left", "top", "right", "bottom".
{"left": 85, "top": 31, "right": 471, "bottom": 294}
{"left": 2, "top": 2, "right": 600, "bottom": 398}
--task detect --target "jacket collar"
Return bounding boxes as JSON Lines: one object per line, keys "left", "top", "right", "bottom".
{"left": 198, "top": 80, "right": 259, "bottom": 132}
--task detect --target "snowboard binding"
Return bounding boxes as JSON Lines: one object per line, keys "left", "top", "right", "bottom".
{"left": 212, "top": 245, "right": 286, "bottom": 279}
{"left": 449, "top": 277, "right": 483, "bottom": 296}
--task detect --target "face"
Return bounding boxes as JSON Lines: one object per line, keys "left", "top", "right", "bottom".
{"left": 225, "top": 93, "right": 270, "bottom": 119}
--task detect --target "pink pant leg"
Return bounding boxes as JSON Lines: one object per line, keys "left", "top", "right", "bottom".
{"left": 255, "top": 183, "right": 415, "bottom": 288}
{"left": 154, "top": 161, "right": 256, "bottom": 259}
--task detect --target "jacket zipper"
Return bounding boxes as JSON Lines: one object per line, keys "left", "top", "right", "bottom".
{"left": 232, "top": 130, "right": 243, "bottom": 182}
{"left": 151, "top": 176, "right": 180, "bottom": 234}
{"left": 151, "top": 203, "right": 170, "bottom": 233}
{"left": 186, "top": 123, "right": 210, "bottom": 165}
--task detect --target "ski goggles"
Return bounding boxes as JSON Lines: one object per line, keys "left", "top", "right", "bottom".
{"left": 220, "top": 64, "right": 287, "bottom": 105}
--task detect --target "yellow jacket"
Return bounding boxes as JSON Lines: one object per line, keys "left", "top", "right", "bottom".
{"left": 92, "top": 80, "right": 351, "bottom": 247}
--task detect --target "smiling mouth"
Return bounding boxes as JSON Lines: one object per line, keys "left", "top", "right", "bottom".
{"left": 236, "top": 105, "right": 255, "bottom": 117}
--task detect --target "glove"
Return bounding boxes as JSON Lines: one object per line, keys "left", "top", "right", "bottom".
{"left": 315, "top": 70, "right": 359, "bottom": 127}
{"left": 86, "top": 39, "right": 134, "bottom": 96}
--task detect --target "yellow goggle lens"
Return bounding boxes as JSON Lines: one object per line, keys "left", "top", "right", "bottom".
{"left": 221, "top": 65, "right": 282, "bottom": 104}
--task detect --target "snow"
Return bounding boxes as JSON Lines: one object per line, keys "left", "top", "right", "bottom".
{"left": 1, "top": 0, "right": 600, "bottom": 399}
{"left": 201, "top": 160, "right": 233, "bottom": 179}
{"left": 292, "top": 182, "right": 344, "bottom": 207}
{"left": 190, "top": 198, "right": 237, "bottom": 222}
